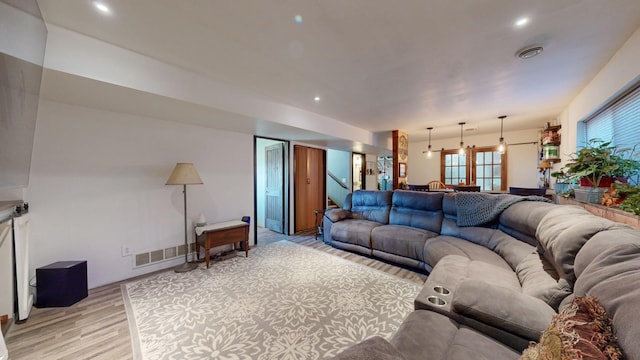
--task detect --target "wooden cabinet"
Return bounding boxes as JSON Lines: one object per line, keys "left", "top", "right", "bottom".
{"left": 294, "top": 146, "right": 326, "bottom": 233}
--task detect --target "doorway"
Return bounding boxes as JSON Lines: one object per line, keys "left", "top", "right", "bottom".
{"left": 352, "top": 152, "right": 366, "bottom": 191}
{"left": 255, "top": 137, "right": 289, "bottom": 245}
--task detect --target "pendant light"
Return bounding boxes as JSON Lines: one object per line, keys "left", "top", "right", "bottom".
{"left": 458, "top": 122, "right": 466, "bottom": 155}
{"left": 497, "top": 115, "right": 507, "bottom": 153}
{"left": 426, "top": 127, "right": 433, "bottom": 158}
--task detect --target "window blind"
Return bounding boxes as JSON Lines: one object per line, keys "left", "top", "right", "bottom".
{"left": 584, "top": 83, "right": 640, "bottom": 151}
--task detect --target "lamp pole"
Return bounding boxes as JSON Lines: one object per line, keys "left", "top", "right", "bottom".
{"left": 175, "top": 184, "right": 198, "bottom": 272}
{"left": 166, "top": 163, "right": 202, "bottom": 273}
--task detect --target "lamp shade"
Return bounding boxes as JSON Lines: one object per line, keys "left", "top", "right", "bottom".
{"left": 166, "top": 163, "right": 203, "bottom": 185}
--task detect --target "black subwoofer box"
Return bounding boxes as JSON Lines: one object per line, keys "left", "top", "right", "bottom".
{"left": 36, "top": 261, "right": 88, "bottom": 307}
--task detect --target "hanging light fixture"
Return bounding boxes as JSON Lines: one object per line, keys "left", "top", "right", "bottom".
{"left": 458, "top": 122, "right": 466, "bottom": 155}
{"left": 426, "top": 127, "right": 433, "bottom": 158}
{"left": 497, "top": 115, "right": 507, "bottom": 153}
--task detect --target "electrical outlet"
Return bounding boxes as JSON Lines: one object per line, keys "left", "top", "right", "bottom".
{"left": 121, "top": 245, "right": 131, "bottom": 257}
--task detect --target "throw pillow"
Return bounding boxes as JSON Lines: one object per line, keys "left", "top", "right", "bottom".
{"left": 520, "top": 296, "right": 622, "bottom": 360}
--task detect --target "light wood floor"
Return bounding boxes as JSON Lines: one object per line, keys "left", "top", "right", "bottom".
{"left": 4, "top": 235, "right": 426, "bottom": 359}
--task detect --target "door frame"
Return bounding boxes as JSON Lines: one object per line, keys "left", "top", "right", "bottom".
{"left": 254, "top": 136, "right": 290, "bottom": 244}
{"left": 264, "top": 142, "right": 285, "bottom": 233}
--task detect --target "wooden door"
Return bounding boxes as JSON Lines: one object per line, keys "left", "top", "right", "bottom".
{"left": 265, "top": 143, "right": 284, "bottom": 233}
{"left": 294, "top": 146, "right": 325, "bottom": 233}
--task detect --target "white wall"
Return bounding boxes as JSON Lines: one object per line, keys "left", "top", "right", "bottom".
{"left": 25, "top": 100, "right": 254, "bottom": 288}
{"left": 558, "top": 26, "right": 640, "bottom": 171}
{"left": 327, "top": 149, "right": 351, "bottom": 185}
{"left": 326, "top": 149, "right": 351, "bottom": 206}
{"left": 408, "top": 128, "right": 542, "bottom": 188}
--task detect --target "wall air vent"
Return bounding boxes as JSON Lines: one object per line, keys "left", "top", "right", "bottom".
{"left": 516, "top": 45, "right": 543, "bottom": 59}
{"left": 132, "top": 243, "right": 195, "bottom": 268}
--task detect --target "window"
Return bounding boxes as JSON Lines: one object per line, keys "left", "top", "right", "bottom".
{"left": 442, "top": 150, "right": 467, "bottom": 186}
{"left": 583, "top": 83, "right": 640, "bottom": 151}
{"left": 583, "top": 82, "right": 640, "bottom": 185}
{"left": 441, "top": 146, "right": 506, "bottom": 191}
{"left": 472, "top": 147, "right": 506, "bottom": 191}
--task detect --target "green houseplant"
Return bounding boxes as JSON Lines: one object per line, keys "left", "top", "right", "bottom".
{"left": 615, "top": 183, "right": 640, "bottom": 215}
{"left": 550, "top": 169, "right": 578, "bottom": 197}
{"left": 560, "top": 139, "right": 640, "bottom": 203}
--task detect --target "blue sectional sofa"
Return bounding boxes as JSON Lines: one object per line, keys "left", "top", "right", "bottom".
{"left": 323, "top": 190, "right": 640, "bottom": 359}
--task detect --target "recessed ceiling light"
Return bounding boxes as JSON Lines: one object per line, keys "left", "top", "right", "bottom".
{"left": 294, "top": 15, "right": 303, "bottom": 24}
{"left": 93, "top": 1, "right": 111, "bottom": 14}
{"left": 515, "top": 17, "right": 529, "bottom": 27}
{"left": 314, "top": 96, "right": 320, "bottom": 102}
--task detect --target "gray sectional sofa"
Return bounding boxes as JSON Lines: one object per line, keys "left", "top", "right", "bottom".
{"left": 323, "top": 189, "right": 640, "bottom": 359}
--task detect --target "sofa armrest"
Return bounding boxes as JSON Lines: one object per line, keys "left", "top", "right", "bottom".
{"left": 452, "top": 280, "right": 556, "bottom": 341}
{"left": 325, "top": 209, "right": 352, "bottom": 222}
{"left": 329, "top": 336, "right": 406, "bottom": 360}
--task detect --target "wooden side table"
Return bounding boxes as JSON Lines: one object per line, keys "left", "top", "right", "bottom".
{"left": 195, "top": 218, "right": 250, "bottom": 269}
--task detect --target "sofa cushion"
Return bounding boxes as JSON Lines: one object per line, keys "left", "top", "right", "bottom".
{"left": 427, "top": 255, "right": 521, "bottom": 294}
{"left": 389, "top": 190, "right": 444, "bottom": 233}
{"left": 516, "top": 252, "right": 571, "bottom": 310}
{"left": 499, "top": 201, "right": 555, "bottom": 246}
{"left": 331, "top": 219, "right": 382, "bottom": 248}
{"left": 440, "top": 219, "right": 535, "bottom": 270}
{"left": 536, "top": 205, "right": 627, "bottom": 284}
{"left": 442, "top": 193, "right": 458, "bottom": 221}
{"left": 424, "top": 236, "right": 514, "bottom": 271}
{"left": 330, "top": 336, "right": 407, "bottom": 360}
{"left": 371, "top": 225, "right": 437, "bottom": 262}
{"left": 573, "top": 228, "right": 640, "bottom": 359}
{"left": 325, "top": 208, "right": 352, "bottom": 222}
{"left": 390, "top": 310, "right": 520, "bottom": 360}
{"left": 350, "top": 190, "right": 393, "bottom": 224}
{"left": 342, "top": 192, "right": 353, "bottom": 210}
{"left": 520, "top": 296, "right": 622, "bottom": 360}
{"left": 452, "top": 280, "right": 556, "bottom": 341}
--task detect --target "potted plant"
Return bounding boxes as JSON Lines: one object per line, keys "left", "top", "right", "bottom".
{"left": 614, "top": 183, "right": 640, "bottom": 215}
{"left": 550, "top": 169, "right": 577, "bottom": 197}
{"left": 560, "top": 139, "right": 640, "bottom": 204}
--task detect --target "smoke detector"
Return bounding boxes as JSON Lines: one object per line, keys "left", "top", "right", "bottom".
{"left": 516, "top": 45, "right": 543, "bottom": 59}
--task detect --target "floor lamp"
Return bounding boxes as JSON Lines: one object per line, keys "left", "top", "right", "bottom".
{"left": 166, "top": 163, "right": 203, "bottom": 273}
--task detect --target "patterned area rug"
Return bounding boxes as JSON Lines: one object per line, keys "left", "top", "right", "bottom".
{"left": 122, "top": 240, "right": 421, "bottom": 360}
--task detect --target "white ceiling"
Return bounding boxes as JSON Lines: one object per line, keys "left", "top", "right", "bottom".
{"left": 35, "top": 0, "right": 640, "bottom": 145}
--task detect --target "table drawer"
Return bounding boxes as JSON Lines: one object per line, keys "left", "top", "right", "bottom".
{"left": 206, "top": 226, "right": 246, "bottom": 241}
